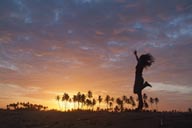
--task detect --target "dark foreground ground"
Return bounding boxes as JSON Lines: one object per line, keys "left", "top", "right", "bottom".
{"left": 0, "top": 110, "right": 192, "bottom": 128}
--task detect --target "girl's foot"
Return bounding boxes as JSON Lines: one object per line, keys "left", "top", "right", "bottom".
{"left": 144, "top": 81, "right": 152, "bottom": 88}
{"left": 134, "top": 108, "right": 142, "bottom": 112}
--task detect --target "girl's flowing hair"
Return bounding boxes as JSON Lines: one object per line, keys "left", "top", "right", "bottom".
{"left": 139, "top": 53, "right": 155, "bottom": 68}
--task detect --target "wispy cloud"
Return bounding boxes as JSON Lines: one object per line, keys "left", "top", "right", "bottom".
{"left": 0, "top": 83, "right": 41, "bottom": 99}
{"left": 0, "top": 60, "right": 18, "bottom": 71}
{"left": 150, "top": 82, "right": 192, "bottom": 94}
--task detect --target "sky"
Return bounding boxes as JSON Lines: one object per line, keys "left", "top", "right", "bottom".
{"left": 0, "top": 0, "right": 192, "bottom": 111}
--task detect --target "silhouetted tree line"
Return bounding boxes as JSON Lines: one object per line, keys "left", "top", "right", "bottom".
{"left": 56, "top": 90, "right": 159, "bottom": 112}
{"left": 6, "top": 102, "right": 48, "bottom": 111}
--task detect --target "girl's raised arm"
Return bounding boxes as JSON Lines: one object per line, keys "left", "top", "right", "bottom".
{"left": 134, "top": 50, "right": 139, "bottom": 62}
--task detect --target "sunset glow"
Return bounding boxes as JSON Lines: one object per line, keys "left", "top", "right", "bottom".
{"left": 0, "top": 0, "right": 192, "bottom": 111}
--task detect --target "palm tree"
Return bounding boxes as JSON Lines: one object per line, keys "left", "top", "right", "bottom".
{"left": 6, "top": 105, "right": 10, "bottom": 110}
{"left": 143, "top": 93, "right": 148, "bottom": 110}
{"left": 87, "top": 90, "right": 93, "bottom": 100}
{"left": 122, "top": 95, "right": 127, "bottom": 109}
{"left": 97, "top": 95, "right": 102, "bottom": 109}
{"left": 61, "top": 94, "right": 65, "bottom": 110}
{"left": 62, "top": 93, "right": 70, "bottom": 111}
{"left": 77, "top": 92, "right": 81, "bottom": 110}
{"left": 43, "top": 106, "right": 48, "bottom": 111}
{"left": 111, "top": 97, "right": 114, "bottom": 102}
{"left": 37, "top": 104, "right": 43, "bottom": 111}
{"left": 92, "top": 98, "right": 96, "bottom": 111}
{"left": 56, "top": 95, "right": 61, "bottom": 110}
{"left": 143, "top": 93, "right": 148, "bottom": 102}
{"left": 19, "top": 102, "right": 24, "bottom": 109}
{"left": 7, "top": 102, "right": 48, "bottom": 111}
{"left": 116, "top": 98, "right": 123, "bottom": 112}
{"left": 85, "top": 99, "right": 92, "bottom": 110}
{"left": 143, "top": 100, "right": 149, "bottom": 110}
{"left": 154, "top": 97, "right": 159, "bottom": 111}
{"left": 110, "top": 97, "right": 114, "bottom": 111}
{"left": 73, "top": 95, "right": 77, "bottom": 110}
{"left": 81, "top": 94, "right": 86, "bottom": 109}
{"left": 149, "top": 97, "right": 154, "bottom": 111}
{"left": 122, "top": 95, "right": 127, "bottom": 102}
{"left": 69, "top": 98, "right": 72, "bottom": 102}
{"left": 16, "top": 102, "right": 20, "bottom": 109}
{"left": 109, "top": 102, "right": 113, "bottom": 111}
{"left": 11, "top": 103, "right": 18, "bottom": 110}
{"left": 125, "top": 98, "right": 131, "bottom": 109}
{"left": 105, "top": 95, "right": 110, "bottom": 110}
{"left": 114, "top": 105, "right": 120, "bottom": 112}
{"left": 129, "top": 96, "right": 136, "bottom": 109}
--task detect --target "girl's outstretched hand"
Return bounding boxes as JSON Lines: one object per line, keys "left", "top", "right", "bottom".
{"left": 134, "top": 50, "right": 137, "bottom": 55}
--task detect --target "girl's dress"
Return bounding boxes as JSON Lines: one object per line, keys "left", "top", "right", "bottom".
{"left": 133, "top": 63, "right": 144, "bottom": 93}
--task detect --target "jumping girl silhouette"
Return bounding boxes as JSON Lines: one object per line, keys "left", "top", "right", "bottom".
{"left": 133, "top": 50, "right": 155, "bottom": 111}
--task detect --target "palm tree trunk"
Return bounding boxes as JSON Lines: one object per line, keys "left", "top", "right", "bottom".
{"left": 156, "top": 104, "right": 158, "bottom": 111}
{"left": 78, "top": 101, "right": 79, "bottom": 110}
{"left": 65, "top": 101, "right": 67, "bottom": 111}
{"left": 73, "top": 102, "right": 76, "bottom": 110}
{"left": 151, "top": 103, "right": 153, "bottom": 110}
{"left": 57, "top": 101, "right": 61, "bottom": 110}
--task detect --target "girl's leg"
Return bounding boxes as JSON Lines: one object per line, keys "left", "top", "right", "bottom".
{"left": 144, "top": 81, "right": 152, "bottom": 87}
{"left": 137, "top": 91, "right": 143, "bottom": 111}
{"left": 140, "top": 81, "right": 152, "bottom": 91}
